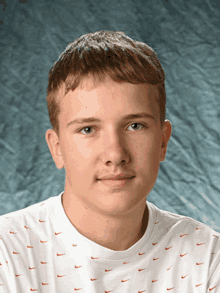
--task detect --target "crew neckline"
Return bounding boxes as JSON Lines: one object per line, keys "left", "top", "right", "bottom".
{"left": 50, "top": 191, "right": 157, "bottom": 261}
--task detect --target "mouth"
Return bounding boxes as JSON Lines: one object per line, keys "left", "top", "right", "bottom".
{"left": 97, "top": 177, "right": 135, "bottom": 188}
{"left": 98, "top": 176, "right": 135, "bottom": 180}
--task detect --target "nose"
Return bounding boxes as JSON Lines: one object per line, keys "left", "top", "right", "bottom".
{"left": 101, "top": 133, "right": 129, "bottom": 166}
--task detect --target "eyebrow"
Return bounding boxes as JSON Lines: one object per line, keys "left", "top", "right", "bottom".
{"left": 66, "top": 112, "right": 154, "bottom": 128}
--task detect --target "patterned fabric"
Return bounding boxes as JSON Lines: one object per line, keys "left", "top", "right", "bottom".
{"left": 0, "top": 191, "right": 219, "bottom": 292}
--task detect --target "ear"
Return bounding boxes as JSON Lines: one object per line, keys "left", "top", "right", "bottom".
{"left": 45, "top": 129, "right": 64, "bottom": 169}
{"left": 160, "top": 120, "right": 172, "bottom": 162}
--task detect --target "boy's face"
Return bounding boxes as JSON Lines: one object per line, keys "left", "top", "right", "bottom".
{"left": 46, "top": 75, "right": 171, "bottom": 217}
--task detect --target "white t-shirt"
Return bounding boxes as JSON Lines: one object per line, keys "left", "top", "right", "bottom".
{"left": 0, "top": 191, "right": 219, "bottom": 292}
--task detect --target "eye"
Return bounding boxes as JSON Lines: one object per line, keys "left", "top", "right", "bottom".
{"left": 77, "top": 123, "right": 148, "bottom": 136}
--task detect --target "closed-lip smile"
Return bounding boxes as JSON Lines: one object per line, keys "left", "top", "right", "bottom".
{"left": 98, "top": 173, "right": 135, "bottom": 180}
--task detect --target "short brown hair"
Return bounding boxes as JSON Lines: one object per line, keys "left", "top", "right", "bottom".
{"left": 46, "top": 30, "right": 166, "bottom": 138}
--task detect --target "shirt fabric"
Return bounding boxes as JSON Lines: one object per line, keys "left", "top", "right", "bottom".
{"left": 0, "top": 191, "right": 219, "bottom": 293}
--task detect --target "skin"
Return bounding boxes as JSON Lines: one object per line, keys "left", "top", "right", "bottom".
{"left": 45, "top": 74, "right": 172, "bottom": 251}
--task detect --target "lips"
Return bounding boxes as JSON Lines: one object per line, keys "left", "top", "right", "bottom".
{"left": 98, "top": 173, "right": 135, "bottom": 180}
{"left": 98, "top": 176, "right": 134, "bottom": 188}
{"left": 100, "top": 177, "right": 134, "bottom": 180}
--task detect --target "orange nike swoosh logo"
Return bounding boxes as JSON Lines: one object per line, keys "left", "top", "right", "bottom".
{"left": 75, "top": 266, "right": 82, "bottom": 268}
{"left": 15, "top": 275, "right": 22, "bottom": 277}
{"left": 105, "top": 269, "right": 112, "bottom": 272}
{"left": 10, "top": 231, "right": 17, "bottom": 234}
{"left": 196, "top": 263, "right": 204, "bottom": 265}
{"left": 90, "top": 278, "right": 97, "bottom": 281}
{"left": 152, "top": 280, "right": 158, "bottom": 282}
{"left": 72, "top": 244, "right": 77, "bottom": 247}
{"left": 138, "top": 252, "right": 145, "bottom": 255}
{"left": 138, "top": 291, "right": 146, "bottom": 293}
{"left": 40, "top": 240, "right": 48, "bottom": 243}
{"left": 196, "top": 227, "right": 203, "bottom": 230}
{"left": 123, "top": 262, "right": 129, "bottom": 264}
{"left": 55, "top": 232, "right": 62, "bottom": 235}
{"left": 57, "top": 253, "right": 65, "bottom": 256}
{"left": 180, "top": 234, "right": 188, "bottom": 237}
{"left": 30, "top": 289, "right": 38, "bottom": 291}
{"left": 180, "top": 253, "right": 187, "bottom": 257}
{"left": 57, "top": 275, "right": 65, "bottom": 277}
{"left": 42, "top": 283, "right": 49, "bottom": 285}
{"left": 91, "top": 257, "right": 99, "bottom": 259}
{"left": 181, "top": 275, "right": 188, "bottom": 279}
{"left": 24, "top": 226, "right": 30, "bottom": 229}
{"left": 152, "top": 243, "right": 157, "bottom": 245}
{"left": 13, "top": 251, "right": 20, "bottom": 254}
{"left": 138, "top": 268, "right": 146, "bottom": 271}
{"left": 105, "top": 291, "right": 112, "bottom": 293}
{"left": 41, "top": 261, "right": 47, "bottom": 264}
{"left": 167, "top": 265, "right": 173, "bottom": 271}
{"left": 74, "top": 289, "right": 82, "bottom": 291}
{"left": 154, "top": 222, "right": 159, "bottom": 224}
{"left": 196, "top": 284, "right": 203, "bottom": 287}
{"left": 121, "top": 279, "right": 129, "bottom": 282}
{"left": 165, "top": 246, "right": 173, "bottom": 250}
{"left": 39, "top": 220, "right": 46, "bottom": 222}
{"left": 167, "top": 287, "right": 174, "bottom": 291}
{"left": 197, "top": 243, "right": 205, "bottom": 246}
{"left": 209, "top": 286, "right": 217, "bottom": 291}
{"left": 29, "top": 267, "right": 36, "bottom": 270}
{"left": 27, "top": 246, "right": 33, "bottom": 248}
{"left": 153, "top": 258, "right": 159, "bottom": 260}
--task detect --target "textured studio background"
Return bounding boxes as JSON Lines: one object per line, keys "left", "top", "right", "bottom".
{"left": 0, "top": 0, "right": 220, "bottom": 231}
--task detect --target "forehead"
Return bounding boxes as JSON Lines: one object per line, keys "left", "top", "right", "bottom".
{"left": 62, "top": 74, "right": 157, "bottom": 98}
{"left": 76, "top": 75, "right": 158, "bottom": 99}
{"left": 58, "top": 75, "right": 160, "bottom": 123}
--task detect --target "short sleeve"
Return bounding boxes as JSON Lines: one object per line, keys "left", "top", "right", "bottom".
{"left": 206, "top": 237, "right": 220, "bottom": 293}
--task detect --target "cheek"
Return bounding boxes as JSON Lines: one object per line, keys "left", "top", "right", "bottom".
{"left": 136, "top": 141, "right": 160, "bottom": 169}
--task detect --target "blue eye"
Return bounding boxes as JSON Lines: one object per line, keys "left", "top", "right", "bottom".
{"left": 77, "top": 123, "right": 148, "bottom": 136}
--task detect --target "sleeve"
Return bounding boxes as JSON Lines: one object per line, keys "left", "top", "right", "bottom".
{"left": 206, "top": 236, "right": 220, "bottom": 293}
{"left": 207, "top": 260, "right": 220, "bottom": 292}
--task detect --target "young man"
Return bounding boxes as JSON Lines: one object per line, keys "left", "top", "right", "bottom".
{"left": 0, "top": 31, "right": 219, "bottom": 292}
